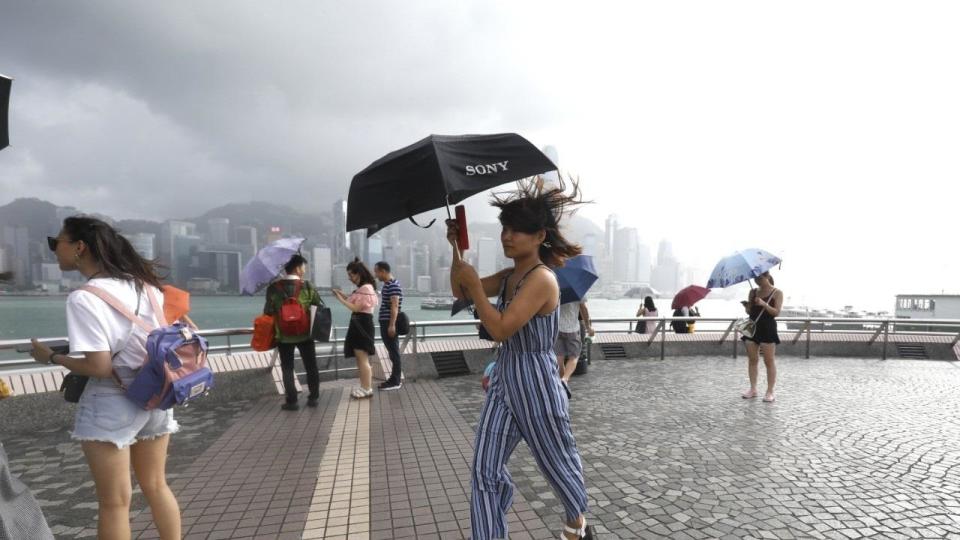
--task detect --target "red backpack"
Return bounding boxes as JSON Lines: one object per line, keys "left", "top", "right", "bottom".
{"left": 277, "top": 281, "right": 310, "bottom": 336}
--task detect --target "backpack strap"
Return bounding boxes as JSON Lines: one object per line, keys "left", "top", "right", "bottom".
{"left": 79, "top": 286, "right": 154, "bottom": 332}
{"left": 146, "top": 286, "right": 167, "bottom": 327}
{"left": 79, "top": 285, "right": 153, "bottom": 390}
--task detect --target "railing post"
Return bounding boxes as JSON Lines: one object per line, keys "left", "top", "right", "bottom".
{"left": 660, "top": 319, "right": 666, "bottom": 360}
{"left": 805, "top": 320, "right": 811, "bottom": 359}
{"left": 226, "top": 335, "right": 232, "bottom": 356}
{"left": 332, "top": 327, "right": 339, "bottom": 380}
{"left": 882, "top": 320, "right": 889, "bottom": 360}
{"left": 413, "top": 324, "right": 419, "bottom": 355}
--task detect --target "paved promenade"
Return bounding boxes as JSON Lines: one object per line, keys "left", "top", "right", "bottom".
{"left": 3, "top": 355, "right": 960, "bottom": 539}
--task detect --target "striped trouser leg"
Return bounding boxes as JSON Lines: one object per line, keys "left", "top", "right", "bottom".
{"left": 471, "top": 390, "right": 523, "bottom": 540}
{"left": 510, "top": 354, "right": 589, "bottom": 523}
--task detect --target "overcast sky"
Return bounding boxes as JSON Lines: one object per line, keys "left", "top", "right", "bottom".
{"left": 1, "top": 1, "right": 958, "bottom": 310}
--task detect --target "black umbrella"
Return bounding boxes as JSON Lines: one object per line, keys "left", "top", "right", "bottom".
{"left": 0, "top": 74, "right": 11, "bottom": 151}
{"left": 346, "top": 133, "right": 556, "bottom": 235}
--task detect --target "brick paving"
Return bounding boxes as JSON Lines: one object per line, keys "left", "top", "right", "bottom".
{"left": 3, "top": 355, "right": 960, "bottom": 538}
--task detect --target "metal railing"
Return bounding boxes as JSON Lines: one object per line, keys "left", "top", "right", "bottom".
{"left": 3, "top": 317, "right": 959, "bottom": 371}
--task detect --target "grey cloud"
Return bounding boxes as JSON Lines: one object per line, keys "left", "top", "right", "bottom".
{"left": 0, "top": 1, "right": 563, "bottom": 219}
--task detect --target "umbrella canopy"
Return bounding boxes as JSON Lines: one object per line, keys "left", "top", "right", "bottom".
{"left": 162, "top": 285, "right": 191, "bottom": 323}
{"left": 672, "top": 285, "right": 710, "bottom": 310}
{"left": 240, "top": 237, "right": 305, "bottom": 295}
{"left": 346, "top": 133, "right": 556, "bottom": 235}
{"left": 555, "top": 255, "right": 599, "bottom": 305}
{"left": 1, "top": 74, "right": 11, "bottom": 151}
{"left": 706, "top": 248, "right": 782, "bottom": 289}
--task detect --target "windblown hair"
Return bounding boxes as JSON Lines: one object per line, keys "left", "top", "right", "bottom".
{"left": 346, "top": 258, "right": 377, "bottom": 290}
{"left": 62, "top": 216, "right": 165, "bottom": 291}
{"left": 284, "top": 253, "right": 308, "bottom": 275}
{"left": 491, "top": 175, "right": 587, "bottom": 267}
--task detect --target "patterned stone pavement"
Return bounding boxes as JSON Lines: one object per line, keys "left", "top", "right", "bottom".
{"left": 441, "top": 356, "right": 960, "bottom": 539}
{"left": 2, "top": 355, "right": 960, "bottom": 539}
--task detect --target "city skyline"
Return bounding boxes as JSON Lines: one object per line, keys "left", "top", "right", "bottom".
{"left": 2, "top": 2, "right": 959, "bottom": 310}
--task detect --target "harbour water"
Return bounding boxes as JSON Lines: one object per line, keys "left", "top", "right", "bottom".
{"left": 0, "top": 295, "right": 749, "bottom": 360}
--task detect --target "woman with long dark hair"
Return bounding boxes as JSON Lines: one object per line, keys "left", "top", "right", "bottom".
{"left": 29, "top": 216, "right": 181, "bottom": 539}
{"left": 450, "top": 178, "right": 594, "bottom": 540}
{"left": 332, "top": 258, "right": 379, "bottom": 399}
{"left": 741, "top": 271, "right": 783, "bottom": 402}
{"left": 636, "top": 296, "right": 658, "bottom": 334}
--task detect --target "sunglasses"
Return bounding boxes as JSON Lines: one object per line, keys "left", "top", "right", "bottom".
{"left": 47, "top": 236, "right": 59, "bottom": 252}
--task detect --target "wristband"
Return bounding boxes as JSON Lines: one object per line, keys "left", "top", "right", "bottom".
{"left": 48, "top": 352, "right": 59, "bottom": 365}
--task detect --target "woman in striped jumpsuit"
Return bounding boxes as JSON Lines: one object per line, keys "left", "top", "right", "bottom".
{"left": 449, "top": 178, "right": 593, "bottom": 540}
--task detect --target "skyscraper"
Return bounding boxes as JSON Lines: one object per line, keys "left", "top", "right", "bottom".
{"left": 333, "top": 199, "right": 349, "bottom": 263}
{"left": 208, "top": 218, "right": 230, "bottom": 244}
{"left": 477, "top": 237, "right": 498, "bottom": 277}
{"left": 613, "top": 227, "right": 640, "bottom": 282}
{"left": 604, "top": 214, "right": 618, "bottom": 258}
{"left": 311, "top": 247, "right": 333, "bottom": 288}
{"left": 126, "top": 233, "right": 156, "bottom": 260}
{"left": 234, "top": 226, "right": 258, "bottom": 261}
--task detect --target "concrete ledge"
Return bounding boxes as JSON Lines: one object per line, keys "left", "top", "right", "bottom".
{"left": 0, "top": 368, "right": 277, "bottom": 436}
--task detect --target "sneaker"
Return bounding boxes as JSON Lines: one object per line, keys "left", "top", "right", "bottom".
{"left": 741, "top": 389, "right": 758, "bottom": 399}
{"left": 307, "top": 397, "right": 319, "bottom": 407}
{"left": 380, "top": 381, "right": 402, "bottom": 391}
{"left": 763, "top": 393, "right": 776, "bottom": 403}
{"left": 281, "top": 402, "right": 300, "bottom": 411}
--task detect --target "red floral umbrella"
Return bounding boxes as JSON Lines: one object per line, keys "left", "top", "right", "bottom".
{"left": 672, "top": 285, "right": 710, "bottom": 310}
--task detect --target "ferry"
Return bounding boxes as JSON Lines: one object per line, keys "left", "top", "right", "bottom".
{"left": 420, "top": 296, "right": 456, "bottom": 310}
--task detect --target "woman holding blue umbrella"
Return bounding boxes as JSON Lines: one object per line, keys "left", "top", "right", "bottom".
{"left": 741, "top": 271, "right": 783, "bottom": 402}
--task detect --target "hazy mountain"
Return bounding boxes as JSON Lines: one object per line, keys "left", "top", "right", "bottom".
{"left": 0, "top": 198, "right": 60, "bottom": 239}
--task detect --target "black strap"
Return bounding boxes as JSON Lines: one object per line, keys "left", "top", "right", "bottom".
{"left": 407, "top": 215, "right": 436, "bottom": 229}
{"left": 500, "top": 263, "right": 547, "bottom": 303}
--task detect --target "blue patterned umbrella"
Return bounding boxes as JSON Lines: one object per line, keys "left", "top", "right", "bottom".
{"left": 706, "top": 248, "right": 782, "bottom": 289}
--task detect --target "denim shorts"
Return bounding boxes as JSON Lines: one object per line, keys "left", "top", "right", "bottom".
{"left": 71, "top": 379, "right": 179, "bottom": 449}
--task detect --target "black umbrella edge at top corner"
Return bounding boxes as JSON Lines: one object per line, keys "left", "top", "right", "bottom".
{"left": 0, "top": 74, "right": 12, "bottom": 150}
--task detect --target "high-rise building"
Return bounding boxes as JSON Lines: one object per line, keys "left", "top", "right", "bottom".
{"left": 185, "top": 250, "right": 243, "bottom": 292}
{"left": 0, "top": 245, "right": 9, "bottom": 273}
{"left": 349, "top": 230, "right": 368, "bottom": 262}
{"left": 604, "top": 215, "right": 618, "bottom": 258}
{"left": 2, "top": 226, "right": 31, "bottom": 287}
{"left": 367, "top": 236, "right": 383, "bottom": 265}
{"left": 234, "top": 226, "right": 258, "bottom": 263}
{"left": 171, "top": 234, "right": 202, "bottom": 285}
{"left": 311, "top": 247, "right": 333, "bottom": 288}
{"left": 657, "top": 240, "right": 674, "bottom": 265}
{"left": 637, "top": 242, "right": 652, "bottom": 284}
{"left": 333, "top": 200, "right": 349, "bottom": 263}
{"left": 417, "top": 275, "right": 432, "bottom": 293}
{"left": 332, "top": 263, "right": 352, "bottom": 290}
{"left": 410, "top": 244, "right": 430, "bottom": 290}
{"left": 613, "top": 228, "right": 640, "bottom": 282}
{"left": 126, "top": 233, "right": 156, "bottom": 260}
{"left": 477, "top": 237, "right": 498, "bottom": 277}
{"left": 159, "top": 220, "right": 196, "bottom": 269}
{"left": 208, "top": 218, "right": 230, "bottom": 244}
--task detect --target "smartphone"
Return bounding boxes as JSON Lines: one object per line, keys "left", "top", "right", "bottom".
{"left": 16, "top": 339, "right": 70, "bottom": 354}
{"left": 455, "top": 204, "right": 469, "bottom": 251}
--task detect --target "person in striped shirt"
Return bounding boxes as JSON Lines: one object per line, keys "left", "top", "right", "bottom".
{"left": 374, "top": 261, "right": 404, "bottom": 391}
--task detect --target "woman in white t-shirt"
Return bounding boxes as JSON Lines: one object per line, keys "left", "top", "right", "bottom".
{"left": 29, "top": 216, "right": 181, "bottom": 540}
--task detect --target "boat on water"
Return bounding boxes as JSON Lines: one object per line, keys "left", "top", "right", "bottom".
{"left": 420, "top": 296, "right": 456, "bottom": 310}
{"left": 894, "top": 294, "right": 960, "bottom": 331}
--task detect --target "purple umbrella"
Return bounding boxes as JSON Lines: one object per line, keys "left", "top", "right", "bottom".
{"left": 240, "top": 237, "right": 304, "bottom": 295}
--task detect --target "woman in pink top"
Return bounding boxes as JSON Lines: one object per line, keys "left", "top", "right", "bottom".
{"left": 332, "top": 258, "right": 379, "bottom": 399}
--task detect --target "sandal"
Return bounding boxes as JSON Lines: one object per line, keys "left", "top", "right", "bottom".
{"left": 763, "top": 392, "right": 776, "bottom": 402}
{"left": 560, "top": 517, "right": 595, "bottom": 539}
{"left": 351, "top": 387, "right": 373, "bottom": 399}
{"left": 741, "top": 389, "right": 758, "bottom": 399}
